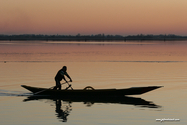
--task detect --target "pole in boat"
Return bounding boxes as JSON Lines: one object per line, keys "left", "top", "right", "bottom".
{"left": 65, "top": 82, "right": 73, "bottom": 90}
{"left": 34, "top": 82, "right": 71, "bottom": 95}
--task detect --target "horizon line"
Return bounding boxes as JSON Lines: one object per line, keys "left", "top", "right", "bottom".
{"left": 1, "top": 34, "right": 187, "bottom": 37}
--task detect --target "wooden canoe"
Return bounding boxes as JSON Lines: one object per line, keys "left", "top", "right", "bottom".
{"left": 21, "top": 85, "right": 162, "bottom": 97}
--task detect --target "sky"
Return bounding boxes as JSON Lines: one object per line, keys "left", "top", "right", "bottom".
{"left": 0, "top": 0, "right": 187, "bottom": 35}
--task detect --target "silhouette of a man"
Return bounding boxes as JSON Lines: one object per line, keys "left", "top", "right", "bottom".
{"left": 54, "top": 66, "right": 72, "bottom": 90}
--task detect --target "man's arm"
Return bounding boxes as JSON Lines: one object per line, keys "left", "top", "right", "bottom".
{"left": 65, "top": 73, "right": 72, "bottom": 82}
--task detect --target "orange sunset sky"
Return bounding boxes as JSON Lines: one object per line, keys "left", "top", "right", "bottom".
{"left": 0, "top": 0, "right": 187, "bottom": 35}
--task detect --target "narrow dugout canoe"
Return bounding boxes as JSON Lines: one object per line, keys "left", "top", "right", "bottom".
{"left": 21, "top": 85, "right": 162, "bottom": 97}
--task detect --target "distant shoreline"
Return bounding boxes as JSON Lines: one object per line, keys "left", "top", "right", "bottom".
{"left": 1, "top": 34, "right": 187, "bottom": 41}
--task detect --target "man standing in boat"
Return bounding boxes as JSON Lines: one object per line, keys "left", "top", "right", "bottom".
{"left": 54, "top": 66, "right": 73, "bottom": 90}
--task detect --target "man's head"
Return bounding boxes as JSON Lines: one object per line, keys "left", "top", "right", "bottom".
{"left": 62, "top": 66, "right": 67, "bottom": 72}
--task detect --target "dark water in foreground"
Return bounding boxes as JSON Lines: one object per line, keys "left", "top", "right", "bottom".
{"left": 0, "top": 41, "right": 187, "bottom": 124}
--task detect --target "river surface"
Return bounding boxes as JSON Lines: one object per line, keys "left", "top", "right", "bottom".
{"left": 0, "top": 40, "right": 187, "bottom": 124}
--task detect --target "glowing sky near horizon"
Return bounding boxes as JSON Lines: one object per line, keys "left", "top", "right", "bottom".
{"left": 0, "top": 0, "right": 187, "bottom": 35}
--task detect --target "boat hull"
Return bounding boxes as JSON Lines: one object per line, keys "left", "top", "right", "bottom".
{"left": 21, "top": 85, "right": 162, "bottom": 96}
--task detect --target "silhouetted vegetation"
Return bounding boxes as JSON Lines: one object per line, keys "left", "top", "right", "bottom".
{"left": 0, "top": 34, "right": 187, "bottom": 41}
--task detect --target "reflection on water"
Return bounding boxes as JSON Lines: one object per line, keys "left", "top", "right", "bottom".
{"left": 0, "top": 89, "right": 31, "bottom": 97}
{"left": 1, "top": 40, "right": 187, "bottom": 62}
{"left": 23, "top": 95, "right": 161, "bottom": 122}
{"left": 24, "top": 95, "right": 162, "bottom": 108}
{"left": 55, "top": 99, "right": 72, "bottom": 122}
{"left": 0, "top": 41, "right": 187, "bottom": 124}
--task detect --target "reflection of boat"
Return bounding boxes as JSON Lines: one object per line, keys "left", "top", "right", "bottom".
{"left": 23, "top": 95, "right": 161, "bottom": 108}
{"left": 21, "top": 85, "right": 162, "bottom": 96}
{"left": 23, "top": 95, "right": 162, "bottom": 122}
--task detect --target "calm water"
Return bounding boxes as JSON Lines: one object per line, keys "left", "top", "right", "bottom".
{"left": 0, "top": 40, "right": 187, "bottom": 125}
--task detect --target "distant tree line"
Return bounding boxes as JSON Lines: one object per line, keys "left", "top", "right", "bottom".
{"left": 0, "top": 34, "right": 187, "bottom": 41}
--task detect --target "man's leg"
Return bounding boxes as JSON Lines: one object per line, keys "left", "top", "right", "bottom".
{"left": 58, "top": 81, "right": 61, "bottom": 90}
{"left": 54, "top": 79, "right": 61, "bottom": 90}
{"left": 56, "top": 80, "right": 61, "bottom": 90}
